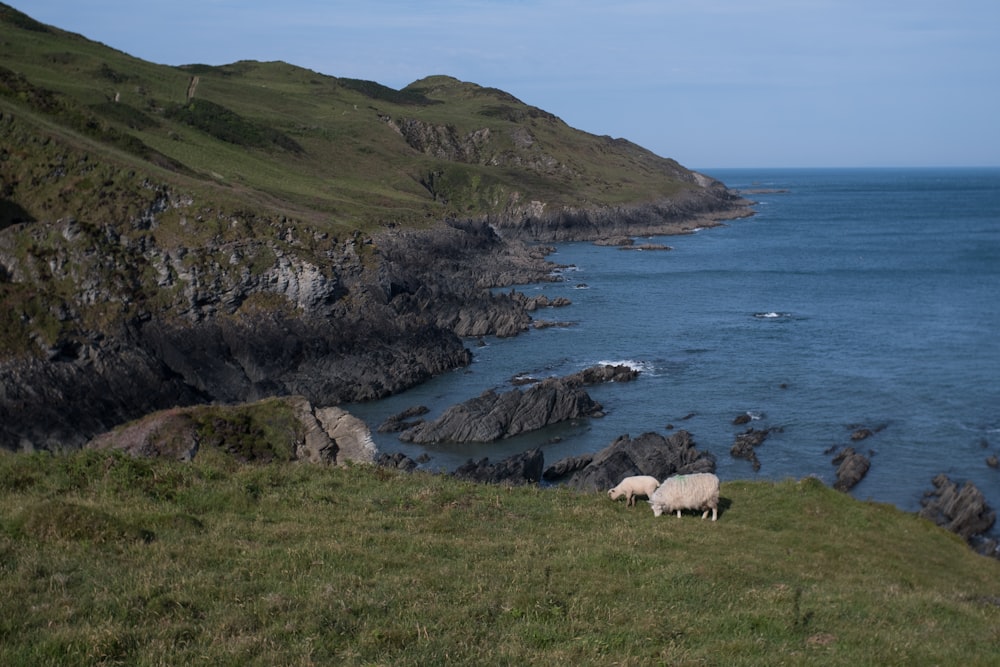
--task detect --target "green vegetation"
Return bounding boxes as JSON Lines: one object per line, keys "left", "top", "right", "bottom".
{"left": 0, "top": 3, "right": 720, "bottom": 358}
{"left": 0, "top": 3, "right": 700, "bottom": 234}
{"left": 1, "top": 449, "right": 997, "bottom": 666}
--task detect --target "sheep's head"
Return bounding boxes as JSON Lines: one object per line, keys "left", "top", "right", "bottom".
{"left": 650, "top": 503, "right": 664, "bottom": 517}
{"left": 608, "top": 487, "right": 624, "bottom": 501}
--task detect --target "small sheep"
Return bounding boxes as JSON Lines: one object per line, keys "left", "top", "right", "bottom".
{"left": 649, "top": 473, "right": 720, "bottom": 520}
{"left": 608, "top": 475, "right": 660, "bottom": 507}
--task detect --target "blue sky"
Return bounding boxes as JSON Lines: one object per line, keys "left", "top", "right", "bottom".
{"left": 21, "top": 1, "right": 1000, "bottom": 168}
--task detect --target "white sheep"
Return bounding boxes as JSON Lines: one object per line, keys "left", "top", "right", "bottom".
{"left": 649, "top": 473, "right": 720, "bottom": 520}
{"left": 607, "top": 475, "right": 660, "bottom": 507}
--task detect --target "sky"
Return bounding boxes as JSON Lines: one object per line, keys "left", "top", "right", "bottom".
{"left": 19, "top": 1, "right": 1000, "bottom": 169}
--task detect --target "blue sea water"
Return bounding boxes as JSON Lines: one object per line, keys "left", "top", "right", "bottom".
{"left": 349, "top": 168, "right": 1000, "bottom": 523}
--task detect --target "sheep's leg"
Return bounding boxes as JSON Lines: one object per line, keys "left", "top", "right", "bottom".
{"left": 711, "top": 507, "right": 718, "bottom": 521}
{"left": 676, "top": 510, "right": 682, "bottom": 518}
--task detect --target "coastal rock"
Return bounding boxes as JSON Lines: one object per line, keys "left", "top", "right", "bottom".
{"left": 919, "top": 474, "right": 996, "bottom": 540}
{"left": 453, "top": 448, "right": 544, "bottom": 485}
{"left": 593, "top": 236, "right": 634, "bottom": 247}
{"left": 376, "top": 451, "right": 420, "bottom": 472}
{"left": 564, "top": 363, "right": 640, "bottom": 385}
{"left": 542, "top": 453, "right": 594, "bottom": 481}
{"left": 515, "top": 292, "right": 572, "bottom": 311}
{"left": 730, "top": 427, "right": 774, "bottom": 472}
{"left": 831, "top": 446, "right": 871, "bottom": 491}
{"left": 378, "top": 405, "right": 430, "bottom": 433}
{"left": 398, "top": 376, "right": 603, "bottom": 444}
{"left": 619, "top": 243, "right": 672, "bottom": 251}
{"left": 558, "top": 430, "right": 716, "bottom": 492}
{"left": 313, "top": 404, "right": 378, "bottom": 465}
{"left": 495, "top": 182, "right": 750, "bottom": 243}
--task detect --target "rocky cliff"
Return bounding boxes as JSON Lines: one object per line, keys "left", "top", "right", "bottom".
{"left": 0, "top": 6, "right": 751, "bottom": 451}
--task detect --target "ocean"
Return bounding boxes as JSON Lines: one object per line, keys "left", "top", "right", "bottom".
{"left": 349, "top": 167, "right": 1000, "bottom": 525}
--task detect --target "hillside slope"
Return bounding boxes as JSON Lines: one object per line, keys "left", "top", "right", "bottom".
{"left": 0, "top": 4, "right": 749, "bottom": 451}
{"left": 1, "top": 453, "right": 998, "bottom": 665}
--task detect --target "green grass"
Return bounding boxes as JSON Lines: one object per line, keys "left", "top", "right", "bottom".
{"left": 1, "top": 450, "right": 997, "bottom": 666}
{"left": 0, "top": 5, "right": 707, "bottom": 232}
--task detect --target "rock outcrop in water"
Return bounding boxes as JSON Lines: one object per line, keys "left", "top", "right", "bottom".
{"left": 396, "top": 364, "right": 638, "bottom": 444}
{"left": 831, "top": 446, "right": 871, "bottom": 491}
{"left": 730, "top": 427, "right": 775, "bottom": 472}
{"left": 919, "top": 474, "right": 996, "bottom": 540}
{"left": 547, "top": 430, "right": 716, "bottom": 493}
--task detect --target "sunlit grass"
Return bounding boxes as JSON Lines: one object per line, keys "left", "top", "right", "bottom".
{"left": 1, "top": 451, "right": 997, "bottom": 666}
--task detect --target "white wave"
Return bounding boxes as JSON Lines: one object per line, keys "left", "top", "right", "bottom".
{"left": 754, "top": 311, "right": 790, "bottom": 319}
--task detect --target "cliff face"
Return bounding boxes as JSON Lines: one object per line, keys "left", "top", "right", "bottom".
{"left": 0, "top": 182, "right": 567, "bottom": 451}
{"left": 0, "top": 7, "right": 751, "bottom": 451}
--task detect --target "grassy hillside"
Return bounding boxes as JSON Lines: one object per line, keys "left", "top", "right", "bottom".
{"left": 1, "top": 449, "right": 998, "bottom": 666}
{"left": 0, "top": 3, "right": 705, "bottom": 234}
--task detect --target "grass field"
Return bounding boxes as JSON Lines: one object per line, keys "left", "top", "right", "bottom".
{"left": 2, "top": 449, "right": 998, "bottom": 666}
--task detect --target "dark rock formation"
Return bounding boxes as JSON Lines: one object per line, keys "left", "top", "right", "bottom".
{"left": 376, "top": 451, "right": 420, "bottom": 472}
{"left": 554, "top": 430, "right": 716, "bottom": 493}
{"left": 532, "top": 319, "right": 573, "bottom": 330}
{"left": 847, "top": 423, "right": 886, "bottom": 441}
{"left": 515, "top": 292, "right": 572, "bottom": 311}
{"left": 730, "top": 427, "right": 775, "bottom": 472}
{"left": 542, "top": 453, "right": 594, "bottom": 481}
{"left": 378, "top": 406, "right": 430, "bottom": 433}
{"left": 398, "top": 376, "right": 603, "bottom": 444}
{"left": 0, "top": 218, "right": 558, "bottom": 451}
{"left": 919, "top": 475, "right": 996, "bottom": 540}
{"left": 831, "top": 447, "right": 871, "bottom": 491}
{"left": 619, "top": 243, "right": 672, "bottom": 251}
{"left": 493, "top": 181, "right": 750, "bottom": 244}
{"left": 453, "top": 448, "right": 544, "bottom": 485}
{"left": 564, "top": 363, "right": 640, "bottom": 385}
{"left": 593, "top": 237, "right": 634, "bottom": 247}
{"left": 395, "top": 363, "right": 636, "bottom": 444}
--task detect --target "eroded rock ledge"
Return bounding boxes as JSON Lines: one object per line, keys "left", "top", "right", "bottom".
{"left": 1, "top": 182, "right": 749, "bottom": 451}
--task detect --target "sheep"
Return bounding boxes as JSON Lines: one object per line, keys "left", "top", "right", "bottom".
{"left": 607, "top": 475, "right": 660, "bottom": 507}
{"left": 649, "top": 473, "right": 720, "bottom": 520}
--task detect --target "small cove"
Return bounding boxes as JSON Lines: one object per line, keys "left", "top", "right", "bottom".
{"left": 348, "top": 167, "right": 1000, "bottom": 531}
